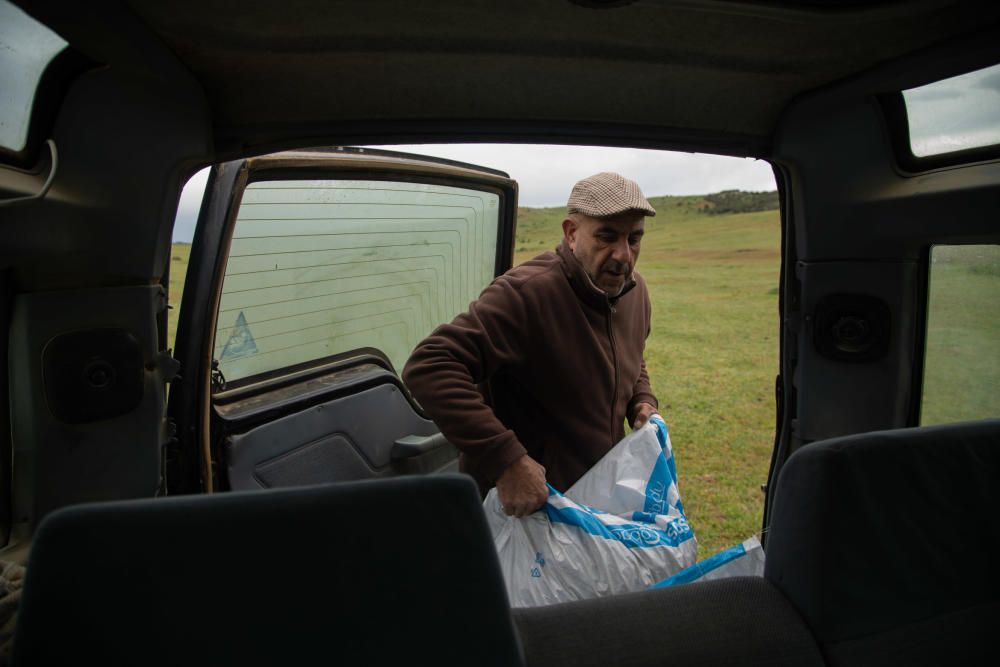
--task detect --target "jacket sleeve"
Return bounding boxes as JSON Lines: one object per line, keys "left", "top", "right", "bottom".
{"left": 627, "top": 275, "right": 658, "bottom": 423}
{"left": 402, "top": 277, "right": 530, "bottom": 485}
{"left": 627, "top": 358, "right": 659, "bottom": 424}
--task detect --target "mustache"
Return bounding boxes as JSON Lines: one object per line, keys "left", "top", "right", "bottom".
{"left": 601, "top": 260, "right": 631, "bottom": 274}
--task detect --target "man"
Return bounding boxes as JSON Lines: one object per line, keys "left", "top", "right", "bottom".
{"left": 403, "top": 172, "right": 658, "bottom": 517}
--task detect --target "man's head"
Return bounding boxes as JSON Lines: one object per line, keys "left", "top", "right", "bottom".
{"left": 562, "top": 172, "right": 656, "bottom": 296}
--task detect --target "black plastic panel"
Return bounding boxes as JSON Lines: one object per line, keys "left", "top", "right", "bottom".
{"left": 812, "top": 293, "right": 890, "bottom": 363}
{"left": 254, "top": 434, "right": 374, "bottom": 487}
{"left": 9, "top": 286, "right": 164, "bottom": 524}
{"left": 225, "top": 383, "right": 449, "bottom": 490}
{"left": 42, "top": 328, "right": 144, "bottom": 424}
{"left": 795, "top": 260, "right": 917, "bottom": 442}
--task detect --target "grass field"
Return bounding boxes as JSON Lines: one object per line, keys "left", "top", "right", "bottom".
{"left": 516, "top": 196, "right": 781, "bottom": 555}
{"left": 920, "top": 245, "right": 1000, "bottom": 425}
{"left": 169, "top": 195, "right": 783, "bottom": 557}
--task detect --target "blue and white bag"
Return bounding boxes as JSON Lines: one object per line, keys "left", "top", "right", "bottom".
{"left": 649, "top": 535, "right": 765, "bottom": 589}
{"left": 485, "top": 416, "right": 698, "bottom": 607}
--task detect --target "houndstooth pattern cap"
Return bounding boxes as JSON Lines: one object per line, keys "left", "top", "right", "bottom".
{"left": 566, "top": 172, "right": 656, "bottom": 218}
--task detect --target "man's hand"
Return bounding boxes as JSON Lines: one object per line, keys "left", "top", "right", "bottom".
{"left": 632, "top": 402, "right": 657, "bottom": 429}
{"left": 495, "top": 455, "right": 548, "bottom": 518}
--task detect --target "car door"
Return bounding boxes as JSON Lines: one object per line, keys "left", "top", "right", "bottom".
{"left": 166, "top": 148, "right": 517, "bottom": 494}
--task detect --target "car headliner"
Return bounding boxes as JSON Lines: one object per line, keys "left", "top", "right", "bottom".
{"left": 5, "top": 0, "right": 1000, "bottom": 289}
{"left": 20, "top": 0, "right": 1000, "bottom": 157}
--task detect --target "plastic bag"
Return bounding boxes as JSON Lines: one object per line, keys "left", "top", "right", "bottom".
{"left": 649, "top": 536, "right": 765, "bottom": 589}
{"left": 485, "top": 416, "right": 698, "bottom": 607}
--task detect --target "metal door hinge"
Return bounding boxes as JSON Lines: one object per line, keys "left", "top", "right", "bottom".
{"left": 211, "top": 359, "right": 226, "bottom": 392}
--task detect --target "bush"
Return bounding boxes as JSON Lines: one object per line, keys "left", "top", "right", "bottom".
{"left": 703, "top": 190, "right": 779, "bottom": 215}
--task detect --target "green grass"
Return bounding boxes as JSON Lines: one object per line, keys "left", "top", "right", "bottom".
{"left": 169, "top": 195, "right": 782, "bottom": 557}
{"left": 920, "top": 245, "right": 1000, "bottom": 425}
{"left": 166, "top": 243, "right": 191, "bottom": 352}
{"left": 514, "top": 195, "right": 780, "bottom": 556}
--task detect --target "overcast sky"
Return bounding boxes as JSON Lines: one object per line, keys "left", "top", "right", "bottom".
{"left": 171, "top": 144, "right": 777, "bottom": 242}
{"left": 904, "top": 62, "right": 1000, "bottom": 157}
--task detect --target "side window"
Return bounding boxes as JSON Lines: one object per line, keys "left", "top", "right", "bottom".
{"left": 213, "top": 178, "right": 500, "bottom": 382}
{"left": 0, "top": 0, "right": 66, "bottom": 157}
{"left": 902, "top": 62, "right": 1000, "bottom": 158}
{"left": 920, "top": 245, "right": 1000, "bottom": 425}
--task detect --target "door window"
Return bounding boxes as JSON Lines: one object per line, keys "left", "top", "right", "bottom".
{"left": 920, "top": 244, "right": 1000, "bottom": 425}
{"left": 214, "top": 178, "right": 501, "bottom": 382}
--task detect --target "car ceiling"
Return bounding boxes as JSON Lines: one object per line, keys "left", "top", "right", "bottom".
{"left": 19, "top": 0, "right": 1000, "bottom": 157}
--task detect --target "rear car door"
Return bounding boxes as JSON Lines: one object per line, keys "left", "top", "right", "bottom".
{"left": 166, "top": 148, "right": 517, "bottom": 494}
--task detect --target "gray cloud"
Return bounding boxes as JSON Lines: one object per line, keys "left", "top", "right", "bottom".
{"left": 905, "top": 86, "right": 964, "bottom": 103}
{"left": 172, "top": 167, "right": 209, "bottom": 243}
{"left": 906, "top": 64, "right": 1000, "bottom": 157}
{"left": 973, "top": 67, "right": 1000, "bottom": 94}
{"left": 375, "top": 144, "right": 776, "bottom": 207}
{"left": 171, "top": 147, "right": 777, "bottom": 242}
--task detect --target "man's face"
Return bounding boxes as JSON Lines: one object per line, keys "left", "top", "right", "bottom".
{"left": 563, "top": 211, "right": 646, "bottom": 296}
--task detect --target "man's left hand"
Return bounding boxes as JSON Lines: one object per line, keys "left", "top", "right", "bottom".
{"left": 632, "top": 402, "right": 657, "bottom": 429}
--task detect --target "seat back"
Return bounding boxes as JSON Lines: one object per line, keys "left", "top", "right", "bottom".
{"left": 513, "top": 576, "right": 825, "bottom": 667}
{"left": 13, "top": 474, "right": 523, "bottom": 666}
{"left": 765, "top": 418, "right": 1000, "bottom": 666}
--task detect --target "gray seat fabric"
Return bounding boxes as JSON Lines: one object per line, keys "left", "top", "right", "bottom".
{"left": 12, "top": 474, "right": 524, "bottom": 666}
{"left": 512, "top": 576, "right": 825, "bottom": 667}
{"left": 764, "top": 418, "right": 1000, "bottom": 666}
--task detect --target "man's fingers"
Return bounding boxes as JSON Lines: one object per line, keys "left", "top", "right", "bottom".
{"left": 502, "top": 502, "right": 526, "bottom": 518}
{"left": 632, "top": 402, "right": 657, "bottom": 429}
{"left": 496, "top": 454, "right": 549, "bottom": 517}
{"left": 512, "top": 502, "right": 540, "bottom": 518}
{"left": 500, "top": 491, "right": 548, "bottom": 518}
{"left": 503, "top": 502, "right": 528, "bottom": 517}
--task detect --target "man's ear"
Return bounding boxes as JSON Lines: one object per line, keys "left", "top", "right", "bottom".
{"left": 562, "top": 217, "right": 578, "bottom": 251}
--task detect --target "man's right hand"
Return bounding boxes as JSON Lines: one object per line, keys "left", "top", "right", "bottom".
{"left": 495, "top": 455, "right": 548, "bottom": 518}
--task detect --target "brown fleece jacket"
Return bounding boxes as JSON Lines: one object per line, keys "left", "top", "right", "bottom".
{"left": 402, "top": 241, "right": 658, "bottom": 493}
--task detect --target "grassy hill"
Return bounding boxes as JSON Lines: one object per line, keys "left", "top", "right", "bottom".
{"left": 168, "top": 191, "right": 782, "bottom": 556}
{"left": 514, "top": 195, "right": 781, "bottom": 555}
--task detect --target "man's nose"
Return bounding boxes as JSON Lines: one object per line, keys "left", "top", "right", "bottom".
{"left": 611, "top": 237, "right": 632, "bottom": 264}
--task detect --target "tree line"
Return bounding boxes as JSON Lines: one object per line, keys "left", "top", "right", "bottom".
{"left": 703, "top": 190, "right": 779, "bottom": 215}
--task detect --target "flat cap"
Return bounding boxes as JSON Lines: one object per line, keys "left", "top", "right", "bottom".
{"left": 567, "top": 172, "right": 656, "bottom": 218}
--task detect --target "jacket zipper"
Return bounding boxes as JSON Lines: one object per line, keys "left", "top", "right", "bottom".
{"left": 607, "top": 300, "right": 619, "bottom": 442}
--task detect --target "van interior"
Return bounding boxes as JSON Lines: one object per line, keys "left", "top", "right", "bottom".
{"left": 1, "top": 1, "right": 998, "bottom": 664}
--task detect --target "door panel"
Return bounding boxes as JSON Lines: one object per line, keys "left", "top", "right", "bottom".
{"left": 222, "top": 360, "right": 453, "bottom": 491}
{"left": 169, "top": 148, "right": 517, "bottom": 493}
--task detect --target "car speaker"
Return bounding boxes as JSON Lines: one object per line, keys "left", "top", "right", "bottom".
{"left": 813, "top": 293, "right": 890, "bottom": 363}
{"left": 42, "top": 328, "right": 144, "bottom": 424}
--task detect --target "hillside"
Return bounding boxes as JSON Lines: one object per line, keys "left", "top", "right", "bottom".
{"left": 513, "top": 192, "right": 782, "bottom": 554}
{"left": 514, "top": 190, "right": 778, "bottom": 262}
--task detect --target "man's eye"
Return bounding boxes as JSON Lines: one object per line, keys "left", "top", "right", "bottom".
{"left": 629, "top": 235, "right": 643, "bottom": 244}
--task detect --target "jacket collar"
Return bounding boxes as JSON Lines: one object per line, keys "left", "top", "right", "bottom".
{"left": 556, "top": 240, "right": 636, "bottom": 311}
